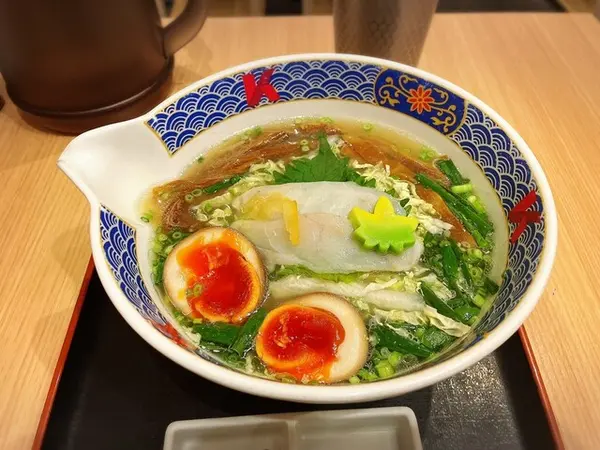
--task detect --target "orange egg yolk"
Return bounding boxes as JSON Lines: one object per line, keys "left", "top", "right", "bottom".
{"left": 256, "top": 305, "right": 345, "bottom": 381}
{"left": 176, "top": 239, "right": 261, "bottom": 324}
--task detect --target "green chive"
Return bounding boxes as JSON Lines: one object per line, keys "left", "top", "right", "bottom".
{"left": 451, "top": 183, "right": 473, "bottom": 194}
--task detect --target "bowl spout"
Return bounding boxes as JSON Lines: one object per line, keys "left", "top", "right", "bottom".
{"left": 58, "top": 119, "right": 169, "bottom": 220}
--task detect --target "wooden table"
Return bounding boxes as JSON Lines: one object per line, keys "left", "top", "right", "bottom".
{"left": 1, "top": 13, "right": 600, "bottom": 450}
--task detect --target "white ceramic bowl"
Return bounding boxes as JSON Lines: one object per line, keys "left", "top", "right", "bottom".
{"left": 59, "top": 54, "right": 557, "bottom": 403}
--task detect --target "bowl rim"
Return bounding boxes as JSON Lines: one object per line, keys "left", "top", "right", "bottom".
{"left": 79, "top": 53, "right": 557, "bottom": 403}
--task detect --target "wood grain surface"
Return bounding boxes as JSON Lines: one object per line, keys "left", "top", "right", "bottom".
{"left": 1, "top": 13, "right": 599, "bottom": 450}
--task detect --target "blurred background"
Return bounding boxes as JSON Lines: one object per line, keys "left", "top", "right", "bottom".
{"left": 159, "top": 0, "right": 598, "bottom": 17}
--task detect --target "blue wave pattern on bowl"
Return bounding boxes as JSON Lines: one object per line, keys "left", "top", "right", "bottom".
{"left": 147, "top": 61, "right": 381, "bottom": 154}
{"left": 108, "top": 59, "right": 548, "bottom": 357}
{"left": 100, "top": 206, "right": 167, "bottom": 326}
{"left": 451, "top": 105, "right": 544, "bottom": 335}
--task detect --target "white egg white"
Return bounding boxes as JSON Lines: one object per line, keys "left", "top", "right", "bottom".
{"left": 285, "top": 293, "right": 368, "bottom": 383}
{"left": 163, "top": 227, "right": 266, "bottom": 318}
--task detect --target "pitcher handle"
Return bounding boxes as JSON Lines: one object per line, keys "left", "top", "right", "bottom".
{"left": 162, "top": 0, "right": 208, "bottom": 56}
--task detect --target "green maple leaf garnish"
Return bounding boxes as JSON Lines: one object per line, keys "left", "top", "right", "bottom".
{"left": 349, "top": 197, "right": 419, "bottom": 254}
{"left": 273, "top": 133, "right": 375, "bottom": 187}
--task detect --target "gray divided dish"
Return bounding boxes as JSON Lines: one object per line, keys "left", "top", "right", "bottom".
{"left": 164, "top": 407, "right": 422, "bottom": 450}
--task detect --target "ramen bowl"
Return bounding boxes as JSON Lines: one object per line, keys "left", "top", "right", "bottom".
{"left": 59, "top": 54, "right": 556, "bottom": 403}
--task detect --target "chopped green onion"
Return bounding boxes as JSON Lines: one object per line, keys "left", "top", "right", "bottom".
{"left": 184, "top": 193, "right": 194, "bottom": 202}
{"left": 380, "top": 347, "right": 391, "bottom": 358}
{"left": 246, "top": 126, "right": 263, "bottom": 138}
{"left": 419, "top": 150, "right": 432, "bottom": 161}
{"left": 196, "top": 156, "right": 204, "bottom": 163}
{"left": 301, "top": 145, "right": 310, "bottom": 152}
{"left": 388, "top": 351, "right": 402, "bottom": 367}
{"left": 192, "top": 188, "right": 203, "bottom": 197}
{"left": 473, "top": 294, "right": 487, "bottom": 308}
{"left": 320, "top": 117, "right": 334, "bottom": 124}
{"left": 300, "top": 139, "right": 309, "bottom": 146}
{"left": 164, "top": 244, "right": 174, "bottom": 254}
{"left": 349, "top": 376, "right": 361, "bottom": 384}
{"left": 152, "top": 243, "right": 163, "bottom": 254}
{"left": 140, "top": 212, "right": 153, "bottom": 223}
{"left": 193, "top": 284, "right": 203, "bottom": 296}
{"left": 468, "top": 248, "right": 483, "bottom": 259}
{"left": 171, "top": 231, "right": 183, "bottom": 240}
{"left": 451, "top": 183, "right": 473, "bottom": 194}
{"left": 358, "top": 368, "right": 379, "bottom": 381}
{"left": 158, "top": 233, "right": 168, "bottom": 242}
{"left": 362, "top": 122, "right": 373, "bottom": 131}
{"left": 376, "top": 361, "right": 395, "bottom": 378}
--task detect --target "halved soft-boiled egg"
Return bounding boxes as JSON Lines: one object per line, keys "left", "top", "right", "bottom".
{"left": 163, "top": 227, "right": 266, "bottom": 324}
{"left": 255, "top": 293, "right": 368, "bottom": 383}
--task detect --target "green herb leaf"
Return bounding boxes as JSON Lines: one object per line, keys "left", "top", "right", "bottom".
{"left": 372, "top": 325, "right": 433, "bottom": 358}
{"left": 192, "top": 322, "right": 240, "bottom": 346}
{"left": 231, "top": 308, "right": 268, "bottom": 356}
{"left": 274, "top": 133, "right": 372, "bottom": 187}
